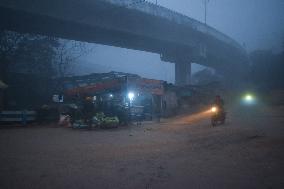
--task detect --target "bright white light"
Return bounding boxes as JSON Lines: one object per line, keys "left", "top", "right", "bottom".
{"left": 211, "top": 106, "right": 218, "bottom": 112}
{"left": 245, "top": 95, "right": 253, "bottom": 101}
{"left": 109, "top": 94, "right": 113, "bottom": 98}
{"left": 128, "top": 92, "right": 135, "bottom": 101}
{"left": 242, "top": 93, "right": 256, "bottom": 105}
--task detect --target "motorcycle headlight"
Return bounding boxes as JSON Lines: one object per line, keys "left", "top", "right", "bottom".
{"left": 211, "top": 106, "right": 218, "bottom": 112}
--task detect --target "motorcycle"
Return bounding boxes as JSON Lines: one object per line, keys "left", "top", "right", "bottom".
{"left": 211, "top": 105, "right": 226, "bottom": 126}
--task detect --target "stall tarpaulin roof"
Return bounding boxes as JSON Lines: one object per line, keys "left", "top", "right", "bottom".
{"left": 62, "top": 72, "right": 165, "bottom": 96}
{"left": 0, "top": 80, "right": 8, "bottom": 89}
{"left": 62, "top": 72, "right": 127, "bottom": 96}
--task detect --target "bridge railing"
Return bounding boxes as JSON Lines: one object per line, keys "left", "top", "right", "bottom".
{"left": 103, "top": 0, "right": 243, "bottom": 51}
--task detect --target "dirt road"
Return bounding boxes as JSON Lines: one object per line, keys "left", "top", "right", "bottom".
{"left": 0, "top": 106, "right": 283, "bottom": 189}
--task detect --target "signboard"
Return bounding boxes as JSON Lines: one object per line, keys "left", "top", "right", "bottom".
{"left": 138, "top": 79, "right": 164, "bottom": 95}
{"left": 127, "top": 77, "right": 164, "bottom": 95}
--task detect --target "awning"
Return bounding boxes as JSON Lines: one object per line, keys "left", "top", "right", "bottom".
{"left": 0, "top": 80, "right": 8, "bottom": 89}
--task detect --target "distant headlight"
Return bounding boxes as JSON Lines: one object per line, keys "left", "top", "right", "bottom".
{"left": 245, "top": 95, "right": 253, "bottom": 101}
{"left": 241, "top": 93, "right": 258, "bottom": 106}
{"left": 243, "top": 93, "right": 256, "bottom": 104}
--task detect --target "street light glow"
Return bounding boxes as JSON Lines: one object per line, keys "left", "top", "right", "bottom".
{"left": 128, "top": 92, "right": 135, "bottom": 101}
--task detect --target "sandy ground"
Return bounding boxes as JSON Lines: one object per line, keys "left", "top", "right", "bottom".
{"left": 0, "top": 105, "right": 283, "bottom": 189}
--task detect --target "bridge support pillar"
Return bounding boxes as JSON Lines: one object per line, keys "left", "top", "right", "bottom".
{"left": 175, "top": 61, "right": 191, "bottom": 86}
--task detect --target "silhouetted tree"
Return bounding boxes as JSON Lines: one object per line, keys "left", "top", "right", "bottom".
{"left": 12, "top": 35, "right": 59, "bottom": 77}
{"left": 52, "top": 39, "right": 94, "bottom": 94}
{"left": 0, "top": 31, "right": 60, "bottom": 79}
{"left": 0, "top": 30, "right": 94, "bottom": 108}
{"left": 54, "top": 39, "right": 94, "bottom": 78}
{"left": 0, "top": 31, "right": 25, "bottom": 81}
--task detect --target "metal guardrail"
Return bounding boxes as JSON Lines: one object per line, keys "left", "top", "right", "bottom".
{"left": 0, "top": 110, "right": 37, "bottom": 125}
{"left": 104, "top": 0, "right": 244, "bottom": 51}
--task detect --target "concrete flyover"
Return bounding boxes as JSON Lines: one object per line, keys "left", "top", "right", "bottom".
{"left": 0, "top": 0, "right": 249, "bottom": 85}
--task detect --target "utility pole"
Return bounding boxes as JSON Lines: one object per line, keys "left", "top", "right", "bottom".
{"left": 155, "top": 0, "right": 157, "bottom": 5}
{"left": 204, "top": 0, "right": 209, "bottom": 25}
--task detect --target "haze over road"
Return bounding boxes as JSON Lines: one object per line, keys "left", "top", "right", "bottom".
{"left": 1, "top": 105, "right": 283, "bottom": 189}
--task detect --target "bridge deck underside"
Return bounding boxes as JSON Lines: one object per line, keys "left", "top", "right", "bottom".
{"left": 0, "top": 0, "right": 248, "bottom": 74}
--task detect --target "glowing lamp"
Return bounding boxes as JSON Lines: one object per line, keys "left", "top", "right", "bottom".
{"left": 128, "top": 92, "right": 135, "bottom": 101}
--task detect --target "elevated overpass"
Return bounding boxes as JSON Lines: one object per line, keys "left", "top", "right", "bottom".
{"left": 0, "top": 0, "right": 248, "bottom": 85}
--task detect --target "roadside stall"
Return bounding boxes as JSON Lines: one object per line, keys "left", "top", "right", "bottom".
{"left": 55, "top": 72, "right": 165, "bottom": 128}
{"left": 58, "top": 72, "right": 126, "bottom": 128}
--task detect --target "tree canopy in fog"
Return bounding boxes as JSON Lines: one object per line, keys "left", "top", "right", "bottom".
{"left": 0, "top": 31, "right": 93, "bottom": 81}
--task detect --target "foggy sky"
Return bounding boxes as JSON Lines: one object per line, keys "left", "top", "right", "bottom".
{"left": 77, "top": 0, "right": 284, "bottom": 83}
{"left": 160, "top": 0, "right": 284, "bottom": 51}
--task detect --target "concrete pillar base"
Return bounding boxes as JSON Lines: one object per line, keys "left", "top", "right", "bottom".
{"left": 175, "top": 62, "right": 191, "bottom": 86}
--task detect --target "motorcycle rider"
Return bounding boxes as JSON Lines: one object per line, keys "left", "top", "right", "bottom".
{"left": 211, "top": 95, "right": 226, "bottom": 126}
{"left": 214, "top": 95, "right": 225, "bottom": 113}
